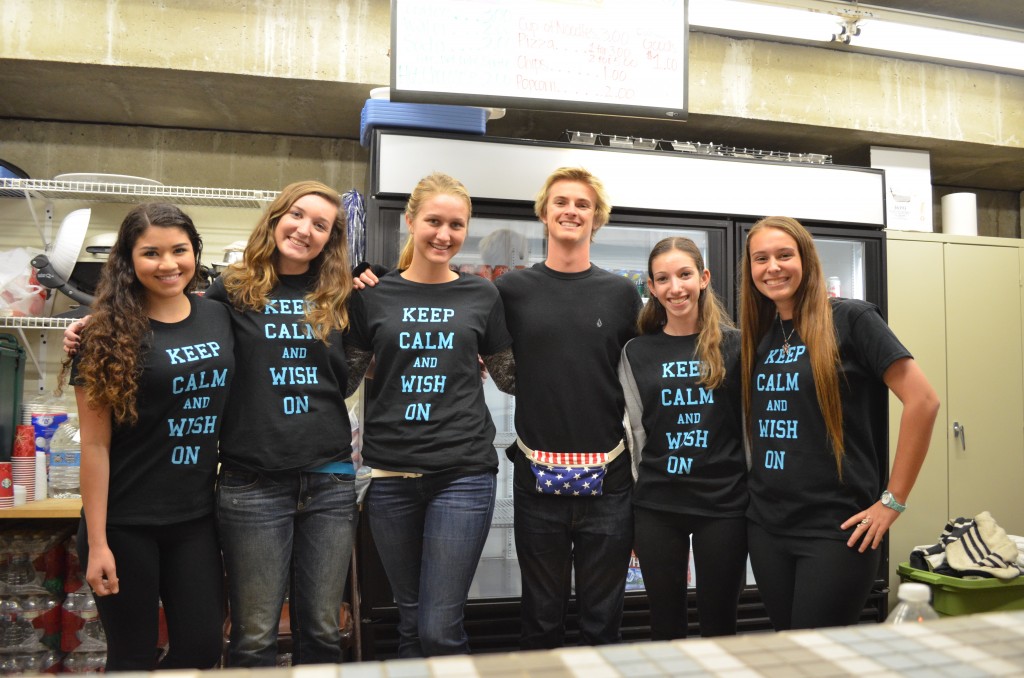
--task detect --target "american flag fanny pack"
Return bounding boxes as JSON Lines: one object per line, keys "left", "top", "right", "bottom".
{"left": 517, "top": 437, "right": 626, "bottom": 497}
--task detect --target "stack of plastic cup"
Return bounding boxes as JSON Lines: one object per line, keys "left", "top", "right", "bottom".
{"left": 12, "top": 424, "right": 37, "bottom": 501}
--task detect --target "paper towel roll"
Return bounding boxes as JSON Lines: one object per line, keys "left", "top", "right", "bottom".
{"left": 35, "top": 452, "right": 48, "bottom": 501}
{"left": 941, "top": 192, "right": 978, "bottom": 236}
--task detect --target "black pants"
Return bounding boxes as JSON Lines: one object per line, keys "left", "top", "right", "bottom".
{"left": 633, "top": 507, "right": 747, "bottom": 640}
{"left": 77, "top": 515, "right": 225, "bottom": 672}
{"left": 747, "top": 521, "right": 881, "bottom": 631}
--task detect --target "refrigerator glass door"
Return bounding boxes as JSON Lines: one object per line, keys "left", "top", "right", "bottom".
{"left": 815, "top": 237, "right": 867, "bottom": 301}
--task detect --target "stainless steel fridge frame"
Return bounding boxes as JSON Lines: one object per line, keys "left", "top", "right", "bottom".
{"left": 357, "top": 130, "right": 889, "bottom": 658}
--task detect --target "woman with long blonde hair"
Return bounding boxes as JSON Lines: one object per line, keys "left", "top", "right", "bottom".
{"left": 619, "top": 237, "right": 746, "bottom": 640}
{"left": 739, "top": 216, "right": 938, "bottom": 630}
{"left": 347, "top": 172, "right": 514, "bottom": 657}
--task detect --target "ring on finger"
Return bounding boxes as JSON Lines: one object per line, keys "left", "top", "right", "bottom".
{"left": 859, "top": 517, "right": 871, "bottom": 526}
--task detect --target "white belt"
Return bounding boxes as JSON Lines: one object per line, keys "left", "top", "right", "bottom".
{"left": 370, "top": 468, "right": 423, "bottom": 479}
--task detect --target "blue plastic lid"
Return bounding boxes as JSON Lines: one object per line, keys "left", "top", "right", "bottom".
{"left": 0, "top": 159, "right": 29, "bottom": 179}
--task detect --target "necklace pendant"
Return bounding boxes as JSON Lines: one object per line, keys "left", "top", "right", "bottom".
{"left": 781, "top": 341, "right": 790, "bottom": 356}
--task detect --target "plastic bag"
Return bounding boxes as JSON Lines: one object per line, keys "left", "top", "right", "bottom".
{"left": 0, "top": 248, "right": 47, "bottom": 316}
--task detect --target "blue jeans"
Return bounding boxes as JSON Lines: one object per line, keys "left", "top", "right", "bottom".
{"left": 216, "top": 467, "right": 356, "bottom": 666}
{"left": 513, "top": 480, "right": 634, "bottom": 649}
{"left": 365, "top": 472, "right": 496, "bottom": 658}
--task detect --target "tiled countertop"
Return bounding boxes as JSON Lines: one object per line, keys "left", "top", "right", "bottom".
{"left": 149, "top": 610, "right": 1024, "bottom": 677}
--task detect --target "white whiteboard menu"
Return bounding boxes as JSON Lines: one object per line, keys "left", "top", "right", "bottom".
{"left": 390, "top": 0, "right": 688, "bottom": 120}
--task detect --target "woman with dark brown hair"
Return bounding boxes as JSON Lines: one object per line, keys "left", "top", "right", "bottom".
{"left": 72, "top": 203, "right": 234, "bottom": 670}
{"left": 619, "top": 236, "right": 746, "bottom": 640}
{"left": 739, "top": 215, "right": 938, "bottom": 630}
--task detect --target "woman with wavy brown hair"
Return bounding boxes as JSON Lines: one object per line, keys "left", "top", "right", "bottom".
{"left": 739, "top": 215, "right": 938, "bottom": 630}
{"left": 71, "top": 203, "right": 234, "bottom": 671}
{"left": 210, "top": 180, "right": 358, "bottom": 667}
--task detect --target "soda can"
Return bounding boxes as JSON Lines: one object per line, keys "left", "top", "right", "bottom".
{"left": 827, "top": 276, "right": 841, "bottom": 298}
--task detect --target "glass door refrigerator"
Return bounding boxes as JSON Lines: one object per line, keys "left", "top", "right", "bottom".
{"left": 356, "top": 129, "right": 888, "bottom": 657}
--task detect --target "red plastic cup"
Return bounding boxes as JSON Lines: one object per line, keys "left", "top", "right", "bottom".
{"left": 14, "top": 424, "right": 36, "bottom": 457}
{"left": 0, "top": 461, "right": 13, "bottom": 507}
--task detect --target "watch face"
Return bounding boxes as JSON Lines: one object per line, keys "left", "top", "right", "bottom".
{"left": 881, "top": 490, "right": 904, "bottom": 512}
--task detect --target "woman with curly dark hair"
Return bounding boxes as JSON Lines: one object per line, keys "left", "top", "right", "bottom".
{"left": 70, "top": 203, "right": 235, "bottom": 671}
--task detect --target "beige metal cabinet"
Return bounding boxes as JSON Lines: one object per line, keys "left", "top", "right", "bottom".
{"left": 886, "top": 231, "right": 1024, "bottom": 606}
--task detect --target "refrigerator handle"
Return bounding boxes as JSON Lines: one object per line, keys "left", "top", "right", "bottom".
{"left": 953, "top": 421, "right": 967, "bottom": 451}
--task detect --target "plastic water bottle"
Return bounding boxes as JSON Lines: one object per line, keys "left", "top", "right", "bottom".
{"left": 76, "top": 590, "right": 106, "bottom": 651}
{"left": 48, "top": 414, "right": 81, "bottom": 499}
{"left": 61, "top": 591, "right": 84, "bottom": 653}
{"left": 886, "top": 582, "right": 939, "bottom": 623}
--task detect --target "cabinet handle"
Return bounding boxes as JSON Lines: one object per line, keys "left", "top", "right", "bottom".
{"left": 953, "top": 421, "right": 967, "bottom": 451}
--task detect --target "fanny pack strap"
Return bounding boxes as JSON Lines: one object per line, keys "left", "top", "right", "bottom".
{"left": 516, "top": 437, "right": 625, "bottom": 465}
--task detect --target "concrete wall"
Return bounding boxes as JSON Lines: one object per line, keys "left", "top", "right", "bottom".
{"left": 2, "top": 1, "right": 1020, "bottom": 239}
{"left": 687, "top": 32, "right": 1024, "bottom": 151}
{"left": 0, "top": 0, "right": 391, "bottom": 82}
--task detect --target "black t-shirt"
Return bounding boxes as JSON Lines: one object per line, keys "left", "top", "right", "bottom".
{"left": 73, "top": 295, "right": 235, "bottom": 525}
{"left": 347, "top": 271, "right": 513, "bottom": 474}
{"left": 620, "top": 327, "right": 747, "bottom": 517}
{"left": 494, "top": 263, "right": 641, "bottom": 493}
{"left": 747, "top": 298, "right": 912, "bottom": 539}
{"left": 205, "top": 275, "right": 353, "bottom": 472}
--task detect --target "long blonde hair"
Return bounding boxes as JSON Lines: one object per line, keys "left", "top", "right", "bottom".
{"left": 397, "top": 173, "right": 472, "bottom": 270}
{"left": 739, "top": 216, "right": 845, "bottom": 478}
{"left": 637, "top": 237, "right": 733, "bottom": 389}
{"left": 222, "top": 180, "right": 352, "bottom": 341}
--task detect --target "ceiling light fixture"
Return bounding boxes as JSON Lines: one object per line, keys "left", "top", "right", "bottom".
{"left": 850, "top": 18, "right": 1024, "bottom": 72}
{"left": 688, "top": 0, "right": 1024, "bottom": 74}
{"left": 689, "top": 0, "right": 843, "bottom": 42}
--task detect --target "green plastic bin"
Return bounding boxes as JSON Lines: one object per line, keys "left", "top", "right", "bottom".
{"left": 898, "top": 562, "right": 1024, "bottom": 616}
{"left": 0, "top": 333, "right": 25, "bottom": 462}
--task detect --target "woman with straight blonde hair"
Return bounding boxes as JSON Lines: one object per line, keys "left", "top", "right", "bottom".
{"left": 347, "top": 172, "right": 514, "bottom": 657}
{"left": 739, "top": 215, "right": 938, "bottom": 630}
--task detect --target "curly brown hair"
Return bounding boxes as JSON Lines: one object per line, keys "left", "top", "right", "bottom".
{"left": 69, "top": 203, "right": 203, "bottom": 425}
{"left": 221, "top": 180, "right": 351, "bottom": 341}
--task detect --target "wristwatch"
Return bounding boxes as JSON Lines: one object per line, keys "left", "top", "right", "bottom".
{"left": 880, "top": 490, "right": 906, "bottom": 513}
